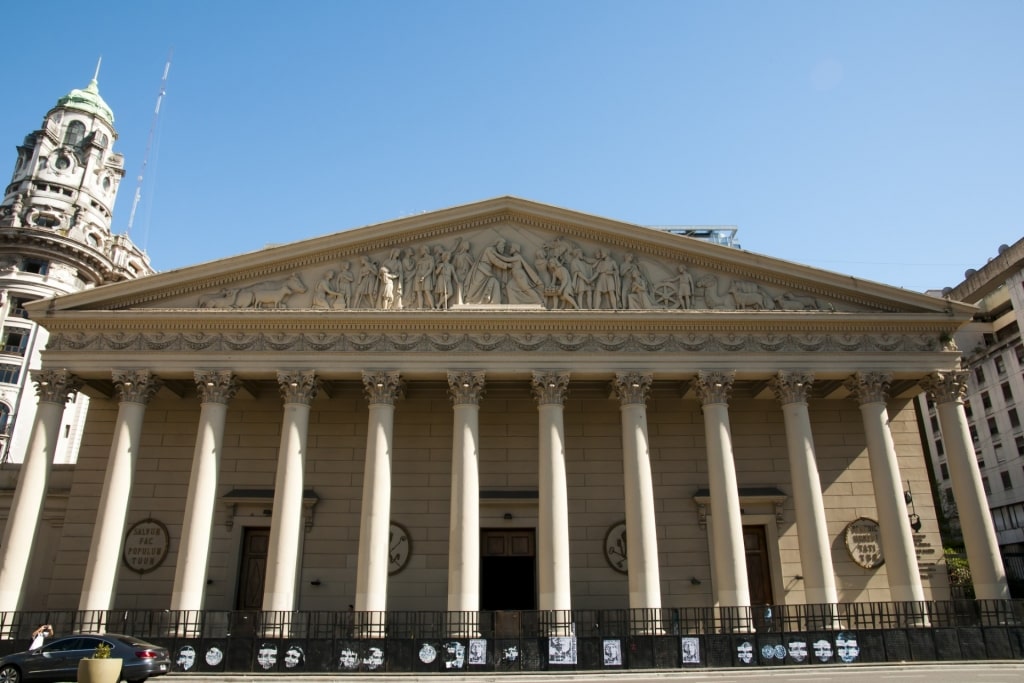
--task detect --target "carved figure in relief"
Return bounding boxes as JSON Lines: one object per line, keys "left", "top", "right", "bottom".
{"left": 413, "top": 245, "right": 436, "bottom": 309}
{"left": 352, "top": 256, "right": 379, "bottom": 308}
{"left": 311, "top": 270, "right": 341, "bottom": 309}
{"left": 504, "top": 243, "right": 544, "bottom": 305}
{"left": 674, "top": 264, "right": 694, "bottom": 308}
{"left": 568, "top": 248, "right": 595, "bottom": 309}
{"left": 401, "top": 248, "right": 418, "bottom": 308}
{"left": 546, "top": 258, "right": 578, "bottom": 309}
{"left": 694, "top": 274, "right": 733, "bottom": 309}
{"left": 5, "top": 194, "right": 24, "bottom": 227}
{"left": 451, "top": 238, "right": 473, "bottom": 305}
{"left": 233, "top": 273, "right": 308, "bottom": 308}
{"left": 619, "top": 253, "right": 640, "bottom": 305}
{"left": 626, "top": 267, "right": 653, "bottom": 310}
{"left": 728, "top": 280, "right": 774, "bottom": 310}
{"left": 336, "top": 261, "right": 354, "bottom": 309}
{"left": 463, "top": 239, "right": 510, "bottom": 304}
{"left": 593, "top": 249, "right": 621, "bottom": 309}
{"left": 377, "top": 266, "right": 400, "bottom": 309}
{"left": 434, "top": 248, "right": 456, "bottom": 309}
{"left": 381, "top": 249, "right": 405, "bottom": 310}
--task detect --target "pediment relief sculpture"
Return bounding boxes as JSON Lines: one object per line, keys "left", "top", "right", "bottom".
{"left": 189, "top": 231, "right": 850, "bottom": 313}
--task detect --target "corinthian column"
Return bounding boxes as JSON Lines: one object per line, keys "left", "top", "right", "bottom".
{"left": 263, "top": 370, "right": 319, "bottom": 616}
{"left": 0, "top": 369, "right": 80, "bottom": 613}
{"left": 80, "top": 370, "right": 163, "bottom": 614}
{"left": 696, "top": 370, "right": 751, "bottom": 610}
{"left": 921, "top": 371, "right": 1009, "bottom": 599}
{"left": 770, "top": 372, "right": 838, "bottom": 605}
{"left": 446, "top": 371, "right": 485, "bottom": 622}
{"left": 171, "top": 371, "right": 239, "bottom": 621}
{"left": 845, "top": 371, "right": 924, "bottom": 602}
{"left": 532, "top": 371, "right": 572, "bottom": 620}
{"left": 611, "top": 372, "right": 662, "bottom": 613}
{"left": 355, "top": 371, "right": 404, "bottom": 629}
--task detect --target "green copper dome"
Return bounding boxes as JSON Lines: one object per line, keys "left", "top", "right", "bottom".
{"left": 55, "top": 78, "right": 114, "bottom": 125}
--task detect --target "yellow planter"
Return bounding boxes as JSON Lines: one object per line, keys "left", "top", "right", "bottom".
{"left": 77, "top": 658, "right": 123, "bottom": 683}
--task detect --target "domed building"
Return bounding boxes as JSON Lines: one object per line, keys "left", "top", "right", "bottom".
{"left": 0, "top": 73, "right": 152, "bottom": 465}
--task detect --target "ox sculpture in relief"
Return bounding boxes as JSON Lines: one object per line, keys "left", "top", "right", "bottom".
{"left": 231, "top": 273, "right": 308, "bottom": 309}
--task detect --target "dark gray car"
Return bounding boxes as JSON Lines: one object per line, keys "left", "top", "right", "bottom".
{"left": 0, "top": 633, "right": 170, "bottom": 683}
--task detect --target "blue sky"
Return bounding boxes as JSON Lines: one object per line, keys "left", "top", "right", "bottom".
{"left": 2, "top": 1, "right": 1021, "bottom": 293}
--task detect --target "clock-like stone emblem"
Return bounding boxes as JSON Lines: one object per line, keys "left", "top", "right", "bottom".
{"left": 604, "top": 521, "right": 628, "bottom": 574}
{"left": 389, "top": 522, "right": 411, "bottom": 574}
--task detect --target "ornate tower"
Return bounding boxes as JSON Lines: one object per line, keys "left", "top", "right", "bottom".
{"left": 0, "top": 73, "right": 154, "bottom": 463}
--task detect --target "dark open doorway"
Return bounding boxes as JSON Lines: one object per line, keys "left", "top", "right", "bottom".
{"left": 480, "top": 528, "right": 536, "bottom": 610}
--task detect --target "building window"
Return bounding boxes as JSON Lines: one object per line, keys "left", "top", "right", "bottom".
{"left": 995, "top": 356, "right": 1007, "bottom": 375}
{"left": 983, "top": 477, "right": 992, "bottom": 495}
{"left": 1017, "top": 435, "right": 1024, "bottom": 455}
{"left": 970, "top": 424, "right": 979, "bottom": 442}
{"left": 0, "top": 404, "right": 9, "bottom": 435}
{"left": 1016, "top": 344, "right": 1024, "bottom": 365}
{"left": 1002, "top": 471, "right": 1013, "bottom": 491}
{"left": 21, "top": 259, "right": 48, "bottom": 275}
{"left": 988, "top": 417, "right": 999, "bottom": 436}
{"left": 930, "top": 415, "right": 940, "bottom": 433}
{"left": 1003, "top": 382, "right": 1014, "bottom": 402}
{"left": 0, "top": 364, "right": 20, "bottom": 385}
{"left": 965, "top": 401, "right": 973, "bottom": 419}
{"left": 976, "top": 367, "right": 987, "bottom": 385}
{"left": 940, "top": 463, "right": 949, "bottom": 480}
{"left": 63, "top": 120, "right": 86, "bottom": 146}
{"left": 1, "top": 327, "right": 28, "bottom": 356}
{"left": 982, "top": 392, "right": 992, "bottom": 410}
{"left": 936, "top": 439, "right": 945, "bottom": 456}
{"left": 995, "top": 441, "right": 1006, "bottom": 462}
{"left": 1011, "top": 409, "right": 1021, "bottom": 429}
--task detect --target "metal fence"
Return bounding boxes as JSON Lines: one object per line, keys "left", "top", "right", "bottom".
{"left": 2, "top": 601, "right": 1022, "bottom": 673}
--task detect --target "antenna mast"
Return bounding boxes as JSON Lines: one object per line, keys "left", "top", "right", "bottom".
{"left": 126, "top": 49, "right": 172, "bottom": 237}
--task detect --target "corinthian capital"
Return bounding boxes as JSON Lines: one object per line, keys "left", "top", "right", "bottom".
{"left": 448, "top": 370, "right": 486, "bottom": 405}
{"left": 844, "top": 371, "right": 892, "bottom": 404}
{"left": 195, "top": 370, "right": 241, "bottom": 405}
{"left": 531, "top": 371, "right": 570, "bottom": 406}
{"left": 611, "top": 372, "right": 652, "bottom": 406}
{"left": 362, "top": 371, "right": 405, "bottom": 405}
{"left": 695, "top": 370, "right": 735, "bottom": 405}
{"left": 920, "top": 370, "right": 969, "bottom": 404}
{"left": 30, "top": 369, "right": 81, "bottom": 405}
{"left": 112, "top": 369, "right": 163, "bottom": 404}
{"left": 277, "top": 370, "right": 319, "bottom": 405}
{"left": 770, "top": 371, "right": 814, "bottom": 405}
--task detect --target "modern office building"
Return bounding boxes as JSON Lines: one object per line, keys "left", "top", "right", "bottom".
{"left": 0, "top": 75, "right": 153, "bottom": 465}
{"left": 916, "top": 238, "right": 1024, "bottom": 589}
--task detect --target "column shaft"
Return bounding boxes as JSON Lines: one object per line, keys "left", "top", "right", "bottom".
{"left": 448, "top": 401, "right": 481, "bottom": 612}
{"left": 80, "top": 370, "right": 161, "bottom": 612}
{"left": 263, "top": 371, "right": 318, "bottom": 613}
{"left": 848, "top": 373, "right": 924, "bottom": 602}
{"left": 355, "top": 372, "right": 403, "bottom": 616}
{"left": 923, "top": 372, "right": 1009, "bottom": 599}
{"left": 613, "top": 373, "right": 661, "bottom": 611}
{"left": 172, "top": 371, "right": 237, "bottom": 614}
{"left": 0, "top": 370, "right": 78, "bottom": 612}
{"left": 538, "top": 403, "right": 571, "bottom": 612}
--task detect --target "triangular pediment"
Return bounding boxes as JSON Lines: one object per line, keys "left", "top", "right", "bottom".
{"left": 40, "top": 197, "right": 968, "bottom": 317}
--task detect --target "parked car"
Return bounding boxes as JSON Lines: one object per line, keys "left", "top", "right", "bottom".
{"left": 0, "top": 633, "right": 170, "bottom": 683}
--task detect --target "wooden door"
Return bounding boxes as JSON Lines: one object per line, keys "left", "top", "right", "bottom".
{"left": 236, "top": 527, "right": 270, "bottom": 610}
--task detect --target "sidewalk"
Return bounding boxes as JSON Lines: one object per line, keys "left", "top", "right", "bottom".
{"left": 161, "top": 661, "right": 1024, "bottom": 682}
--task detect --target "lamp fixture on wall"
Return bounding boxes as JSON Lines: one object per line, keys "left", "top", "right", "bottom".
{"left": 905, "top": 482, "right": 922, "bottom": 532}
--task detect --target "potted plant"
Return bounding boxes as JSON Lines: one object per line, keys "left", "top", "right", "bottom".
{"left": 77, "top": 640, "right": 123, "bottom": 683}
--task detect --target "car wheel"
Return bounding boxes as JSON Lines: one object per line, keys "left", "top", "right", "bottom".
{"left": 0, "top": 664, "right": 20, "bottom": 683}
